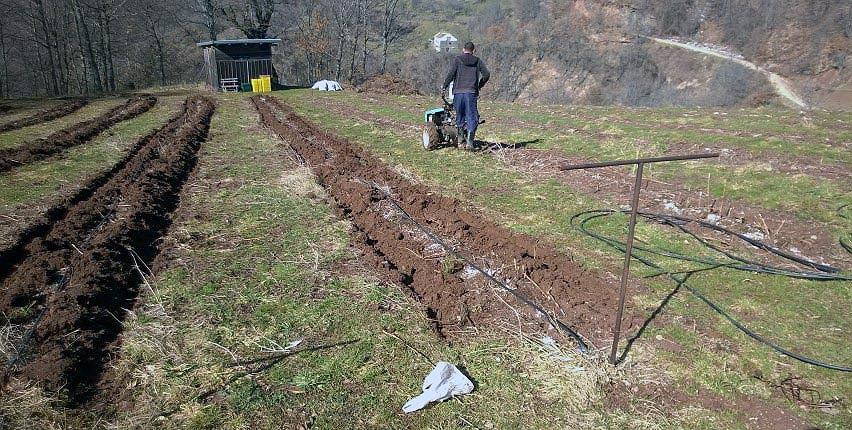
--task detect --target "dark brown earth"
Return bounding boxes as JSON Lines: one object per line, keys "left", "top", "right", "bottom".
{"left": 357, "top": 74, "right": 420, "bottom": 96}
{"left": 0, "top": 96, "right": 214, "bottom": 404}
{"left": 0, "top": 99, "right": 89, "bottom": 133}
{"left": 0, "top": 96, "right": 156, "bottom": 173}
{"left": 311, "top": 96, "right": 850, "bottom": 270}
{"left": 252, "top": 95, "right": 631, "bottom": 347}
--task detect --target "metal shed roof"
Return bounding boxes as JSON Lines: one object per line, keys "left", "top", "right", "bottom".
{"left": 196, "top": 39, "right": 282, "bottom": 48}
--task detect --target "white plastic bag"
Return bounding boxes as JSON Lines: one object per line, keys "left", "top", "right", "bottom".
{"left": 402, "top": 361, "right": 474, "bottom": 413}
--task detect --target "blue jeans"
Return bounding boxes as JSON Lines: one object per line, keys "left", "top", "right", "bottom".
{"left": 453, "top": 92, "right": 479, "bottom": 136}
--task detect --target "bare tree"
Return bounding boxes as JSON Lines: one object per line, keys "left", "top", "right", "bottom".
{"left": 92, "top": 0, "right": 119, "bottom": 91}
{"left": 221, "top": 0, "right": 281, "bottom": 39}
{"left": 0, "top": 12, "right": 8, "bottom": 97}
{"left": 294, "top": 7, "right": 331, "bottom": 82}
{"left": 71, "top": 0, "right": 103, "bottom": 92}
{"left": 195, "top": 0, "right": 220, "bottom": 40}
{"left": 135, "top": 0, "right": 172, "bottom": 86}
{"left": 379, "top": 0, "right": 401, "bottom": 74}
{"left": 347, "top": 0, "right": 365, "bottom": 81}
{"left": 330, "top": 0, "right": 356, "bottom": 80}
{"left": 361, "top": 0, "right": 369, "bottom": 77}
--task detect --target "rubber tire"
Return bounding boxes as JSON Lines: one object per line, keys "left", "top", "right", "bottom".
{"left": 422, "top": 123, "right": 440, "bottom": 150}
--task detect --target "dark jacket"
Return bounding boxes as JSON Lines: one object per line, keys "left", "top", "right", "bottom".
{"left": 442, "top": 53, "right": 490, "bottom": 94}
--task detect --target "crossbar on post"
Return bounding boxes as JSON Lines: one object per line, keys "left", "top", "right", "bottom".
{"left": 562, "top": 153, "right": 719, "bottom": 364}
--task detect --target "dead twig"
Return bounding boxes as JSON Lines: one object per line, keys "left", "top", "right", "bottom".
{"left": 381, "top": 329, "right": 432, "bottom": 365}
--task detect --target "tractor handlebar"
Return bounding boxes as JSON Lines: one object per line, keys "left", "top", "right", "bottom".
{"left": 441, "top": 93, "right": 452, "bottom": 107}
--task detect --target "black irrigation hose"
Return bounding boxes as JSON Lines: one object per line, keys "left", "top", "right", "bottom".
{"left": 841, "top": 237, "right": 852, "bottom": 256}
{"left": 839, "top": 205, "right": 852, "bottom": 256}
{"left": 571, "top": 209, "right": 852, "bottom": 372}
{"left": 576, "top": 210, "right": 851, "bottom": 281}
{"left": 370, "top": 183, "right": 590, "bottom": 353}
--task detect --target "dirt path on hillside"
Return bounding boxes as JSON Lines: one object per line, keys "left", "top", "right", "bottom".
{"left": 642, "top": 36, "right": 809, "bottom": 109}
{"left": 0, "top": 100, "right": 89, "bottom": 133}
{"left": 0, "top": 96, "right": 156, "bottom": 173}
{"left": 313, "top": 97, "right": 850, "bottom": 269}
{"left": 0, "top": 96, "right": 214, "bottom": 404}
{"left": 253, "top": 95, "right": 632, "bottom": 348}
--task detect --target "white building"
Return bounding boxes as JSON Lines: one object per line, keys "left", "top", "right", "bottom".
{"left": 432, "top": 32, "right": 458, "bottom": 52}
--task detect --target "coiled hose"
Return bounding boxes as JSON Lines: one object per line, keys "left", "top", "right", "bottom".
{"left": 571, "top": 209, "right": 852, "bottom": 372}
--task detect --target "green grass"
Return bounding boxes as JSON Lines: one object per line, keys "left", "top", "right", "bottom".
{"left": 503, "top": 108, "right": 851, "bottom": 164}
{"left": 275, "top": 89, "right": 851, "bottom": 429}
{"left": 101, "top": 94, "right": 666, "bottom": 429}
{"left": 0, "top": 96, "right": 184, "bottom": 211}
{"left": 1, "top": 89, "right": 848, "bottom": 429}
{"left": 0, "top": 99, "right": 64, "bottom": 123}
{"left": 304, "top": 91, "right": 852, "bottom": 232}
{"left": 0, "top": 98, "right": 129, "bottom": 150}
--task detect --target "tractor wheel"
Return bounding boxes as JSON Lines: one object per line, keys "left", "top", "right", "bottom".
{"left": 421, "top": 123, "right": 440, "bottom": 150}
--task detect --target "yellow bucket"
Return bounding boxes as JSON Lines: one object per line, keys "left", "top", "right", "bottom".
{"left": 260, "top": 75, "right": 272, "bottom": 92}
{"left": 251, "top": 78, "right": 260, "bottom": 93}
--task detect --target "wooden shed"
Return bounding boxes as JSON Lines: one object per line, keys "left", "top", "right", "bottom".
{"left": 197, "top": 39, "right": 282, "bottom": 91}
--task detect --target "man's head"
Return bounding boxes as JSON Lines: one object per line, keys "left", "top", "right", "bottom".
{"left": 463, "top": 42, "right": 475, "bottom": 53}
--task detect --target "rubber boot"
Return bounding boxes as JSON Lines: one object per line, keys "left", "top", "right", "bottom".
{"left": 465, "top": 129, "right": 475, "bottom": 151}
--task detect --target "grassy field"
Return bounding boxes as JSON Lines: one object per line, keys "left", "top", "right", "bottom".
{"left": 0, "top": 96, "right": 184, "bottom": 209}
{"left": 275, "top": 89, "right": 851, "bottom": 429}
{"left": 0, "top": 89, "right": 849, "bottom": 429}
{"left": 97, "top": 95, "right": 646, "bottom": 429}
{"left": 0, "top": 99, "right": 129, "bottom": 150}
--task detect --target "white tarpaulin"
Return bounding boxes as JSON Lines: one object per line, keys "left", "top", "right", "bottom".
{"left": 311, "top": 80, "right": 343, "bottom": 91}
{"left": 402, "top": 362, "right": 474, "bottom": 413}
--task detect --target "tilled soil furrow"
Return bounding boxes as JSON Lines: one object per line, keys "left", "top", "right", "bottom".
{"left": 0, "top": 105, "right": 189, "bottom": 280}
{"left": 0, "top": 99, "right": 89, "bottom": 133}
{"left": 0, "top": 96, "right": 214, "bottom": 403}
{"left": 253, "top": 96, "right": 624, "bottom": 345}
{"left": 312, "top": 97, "right": 851, "bottom": 268}
{"left": 0, "top": 96, "right": 156, "bottom": 173}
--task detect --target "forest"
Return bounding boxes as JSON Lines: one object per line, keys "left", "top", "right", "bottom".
{"left": 1, "top": 1, "right": 850, "bottom": 105}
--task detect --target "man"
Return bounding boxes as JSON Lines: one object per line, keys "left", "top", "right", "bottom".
{"left": 442, "top": 42, "right": 490, "bottom": 150}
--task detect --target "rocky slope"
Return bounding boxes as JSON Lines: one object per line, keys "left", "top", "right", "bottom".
{"left": 397, "top": 0, "right": 851, "bottom": 109}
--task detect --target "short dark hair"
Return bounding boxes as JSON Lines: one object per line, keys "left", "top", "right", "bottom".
{"left": 464, "top": 42, "right": 475, "bottom": 51}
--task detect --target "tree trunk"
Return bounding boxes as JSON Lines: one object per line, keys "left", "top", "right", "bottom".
{"left": 0, "top": 19, "right": 7, "bottom": 98}
{"left": 98, "top": 1, "right": 117, "bottom": 91}
{"left": 349, "top": 11, "right": 360, "bottom": 82}
{"left": 33, "top": 0, "right": 60, "bottom": 95}
{"left": 150, "top": 22, "right": 166, "bottom": 86}
{"left": 71, "top": 0, "right": 103, "bottom": 93}
{"left": 33, "top": 42, "right": 49, "bottom": 96}
{"left": 361, "top": 0, "right": 368, "bottom": 77}
{"left": 94, "top": 7, "right": 110, "bottom": 90}
{"left": 335, "top": 31, "right": 345, "bottom": 80}
{"left": 381, "top": 37, "right": 388, "bottom": 74}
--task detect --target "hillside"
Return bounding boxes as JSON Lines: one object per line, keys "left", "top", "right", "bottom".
{"left": 390, "top": 0, "right": 852, "bottom": 109}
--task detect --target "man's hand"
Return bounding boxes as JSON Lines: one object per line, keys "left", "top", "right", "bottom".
{"left": 440, "top": 87, "right": 447, "bottom": 98}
